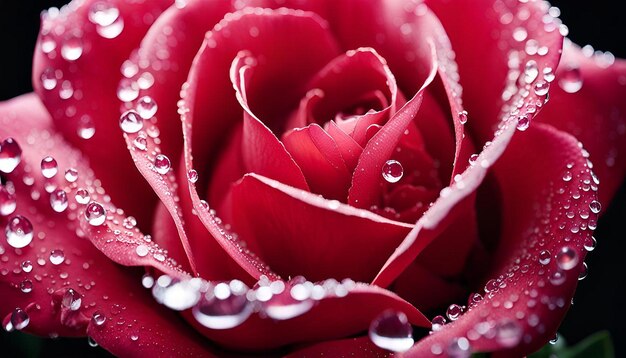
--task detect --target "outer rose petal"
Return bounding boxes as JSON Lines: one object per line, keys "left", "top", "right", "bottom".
{"left": 0, "top": 95, "right": 209, "bottom": 356}
{"left": 32, "top": 0, "right": 172, "bottom": 225}
{"left": 286, "top": 337, "right": 389, "bottom": 357}
{"left": 406, "top": 123, "right": 596, "bottom": 357}
{"left": 185, "top": 282, "right": 429, "bottom": 351}
{"left": 537, "top": 41, "right": 626, "bottom": 205}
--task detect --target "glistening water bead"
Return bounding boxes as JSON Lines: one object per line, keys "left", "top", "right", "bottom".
{"left": 85, "top": 202, "right": 106, "bottom": 226}
{"left": 136, "top": 96, "right": 158, "bottom": 119}
{"left": 368, "top": 310, "right": 414, "bottom": 353}
{"left": 5, "top": 215, "right": 34, "bottom": 249}
{"left": 119, "top": 110, "right": 144, "bottom": 134}
{"left": 154, "top": 154, "right": 171, "bottom": 174}
{"left": 0, "top": 138, "right": 22, "bottom": 174}
{"left": 0, "top": 185, "right": 17, "bottom": 216}
{"left": 40, "top": 156, "right": 58, "bottom": 178}
{"left": 382, "top": 160, "right": 404, "bottom": 183}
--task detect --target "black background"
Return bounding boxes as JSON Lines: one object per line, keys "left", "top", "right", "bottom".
{"left": 1, "top": 1, "right": 624, "bottom": 356}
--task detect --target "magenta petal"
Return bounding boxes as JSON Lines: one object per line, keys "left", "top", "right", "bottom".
{"left": 286, "top": 337, "right": 388, "bottom": 357}
{"left": 406, "top": 123, "right": 598, "bottom": 356}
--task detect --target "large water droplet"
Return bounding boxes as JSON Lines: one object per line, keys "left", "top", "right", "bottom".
{"left": 431, "top": 315, "right": 446, "bottom": 332}
{"left": 187, "top": 169, "right": 199, "bottom": 183}
{"left": 533, "top": 80, "right": 550, "bottom": 96}
{"left": 117, "top": 79, "right": 139, "bottom": 102}
{"left": 0, "top": 138, "right": 22, "bottom": 174}
{"left": 88, "top": 2, "right": 120, "bottom": 26}
{"left": 136, "top": 96, "right": 158, "bottom": 119}
{"left": 49, "top": 249, "right": 65, "bottom": 265}
{"left": 5, "top": 215, "right": 33, "bottom": 249}
{"left": 96, "top": 18, "right": 124, "bottom": 39}
{"left": 77, "top": 115, "right": 96, "bottom": 139}
{"left": 539, "top": 249, "right": 551, "bottom": 265}
{"left": 556, "top": 246, "right": 579, "bottom": 270}
{"left": 152, "top": 276, "right": 203, "bottom": 311}
{"left": 154, "top": 154, "right": 171, "bottom": 175}
{"left": 446, "top": 304, "right": 463, "bottom": 321}
{"left": 558, "top": 67, "right": 583, "bottom": 93}
{"left": 85, "top": 202, "right": 106, "bottom": 226}
{"left": 382, "top": 160, "right": 403, "bottom": 183}
{"left": 21, "top": 261, "right": 33, "bottom": 273}
{"left": 62, "top": 288, "right": 82, "bottom": 311}
{"left": 91, "top": 311, "right": 106, "bottom": 326}
{"left": 589, "top": 200, "right": 601, "bottom": 214}
{"left": 41, "top": 156, "right": 58, "bottom": 178}
{"left": 133, "top": 136, "right": 147, "bottom": 151}
{"left": 516, "top": 115, "right": 530, "bottom": 131}
{"left": 75, "top": 188, "right": 90, "bottom": 204}
{"left": 192, "top": 280, "right": 253, "bottom": 330}
{"left": 0, "top": 185, "right": 17, "bottom": 216}
{"left": 583, "top": 236, "right": 597, "bottom": 252}
{"left": 119, "top": 110, "right": 144, "bottom": 134}
{"left": 10, "top": 308, "right": 30, "bottom": 330}
{"left": 368, "top": 310, "right": 414, "bottom": 352}
{"left": 60, "top": 35, "right": 83, "bottom": 61}
{"left": 50, "top": 189, "right": 69, "bottom": 213}
{"left": 40, "top": 68, "right": 57, "bottom": 90}
{"left": 64, "top": 168, "right": 78, "bottom": 183}
{"left": 20, "top": 280, "right": 33, "bottom": 293}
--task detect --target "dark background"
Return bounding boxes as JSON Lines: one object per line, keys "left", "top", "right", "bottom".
{"left": 1, "top": 1, "right": 624, "bottom": 356}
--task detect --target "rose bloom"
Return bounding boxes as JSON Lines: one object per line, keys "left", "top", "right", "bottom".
{"left": 1, "top": 0, "right": 625, "bottom": 356}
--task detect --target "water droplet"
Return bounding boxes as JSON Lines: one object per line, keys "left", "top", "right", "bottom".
{"left": 136, "top": 96, "right": 158, "bottom": 119}
{"left": 97, "top": 18, "right": 124, "bottom": 39}
{"left": 152, "top": 276, "right": 203, "bottom": 311}
{"left": 533, "top": 80, "right": 550, "bottom": 96}
{"left": 589, "top": 200, "right": 601, "bottom": 214}
{"left": 88, "top": 336, "right": 99, "bottom": 347}
{"left": 516, "top": 115, "right": 530, "bottom": 131}
{"left": 431, "top": 315, "right": 446, "bottom": 332}
{"left": 41, "top": 35, "right": 57, "bottom": 54}
{"left": 523, "top": 60, "right": 539, "bottom": 83}
{"left": 117, "top": 79, "right": 139, "bottom": 102}
{"left": 75, "top": 189, "right": 90, "bottom": 204}
{"left": 187, "top": 169, "right": 199, "bottom": 183}
{"left": 61, "top": 35, "right": 83, "bottom": 61}
{"left": 0, "top": 186, "right": 17, "bottom": 216}
{"left": 0, "top": 138, "right": 22, "bottom": 174}
{"left": 469, "top": 154, "right": 479, "bottom": 165}
{"left": 496, "top": 320, "right": 522, "bottom": 347}
{"left": 91, "top": 311, "right": 106, "bottom": 326}
{"left": 583, "top": 236, "right": 597, "bottom": 252}
{"left": 556, "top": 246, "right": 579, "bottom": 270}
{"left": 549, "top": 334, "right": 559, "bottom": 344}
{"left": 41, "top": 156, "right": 58, "bottom": 178}
{"left": 558, "top": 67, "right": 583, "bottom": 93}
{"left": 41, "top": 68, "right": 57, "bottom": 90}
{"left": 578, "top": 262, "right": 588, "bottom": 280}
{"left": 119, "top": 110, "right": 143, "bottom": 134}
{"left": 5, "top": 215, "right": 33, "bottom": 249}
{"left": 49, "top": 249, "right": 65, "bottom": 265}
{"left": 62, "top": 288, "right": 82, "bottom": 311}
{"left": 192, "top": 280, "right": 253, "bottom": 329}
{"left": 50, "top": 190, "right": 69, "bottom": 213}
{"left": 77, "top": 115, "right": 96, "bottom": 139}
{"left": 64, "top": 168, "right": 78, "bottom": 182}
{"left": 539, "top": 249, "right": 551, "bottom": 265}
{"left": 133, "top": 136, "right": 147, "bottom": 151}
{"left": 382, "top": 160, "right": 403, "bottom": 183}
{"left": 20, "top": 280, "right": 33, "bottom": 293}
{"left": 458, "top": 110, "right": 468, "bottom": 124}
{"left": 142, "top": 274, "right": 155, "bottom": 289}
{"left": 10, "top": 308, "right": 30, "bottom": 330}
{"left": 135, "top": 244, "right": 149, "bottom": 257}
{"left": 549, "top": 270, "right": 566, "bottom": 286}
{"left": 130, "top": 334, "right": 139, "bottom": 341}
{"left": 89, "top": 2, "right": 119, "bottom": 26}
{"left": 368, "top": 310, "right": 414, "bottom": 352}
{"left": 154, "top": 154, "right": 171, "bottom": 175}
{"left": 447, "top": 337, "right": 471, "bottom": 358}
{"left": 21, "top": 261, "right": 32, "bottom": 273}
{"left": 446, "top": 304, "right": 463, "bottom": 321}
{"left": 85, "top": 202, "right": 106, "bottom": 226}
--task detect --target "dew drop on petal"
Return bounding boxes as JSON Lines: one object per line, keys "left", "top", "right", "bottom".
{"left": 96, "top": 18, "right": 124, "bottom": 39}
{"left": 64, "top": 168, "right": 78, "bottom": 182}
{"left": 382, "top": 160, "right": 403, "bottom": 183}
{"left": 135, "top": 244, "right": 149, "bottom": 257}
{"left": 117, "top": 79, "right": 139, "bottom": 102}
{"left": 187, "top": 169, "right": 199, "bottom": 183}
{"left": 154, "top": 154, "right": 171, "bottom": 175}
{"left": 589, "top": 200, "right": 601, "bottom": 214}
{"left": 431, "top": 315, "right": 446, "bottom": 332}
{"left": 458, "top": 110, "right": 468, "bottom": 124}
{"left": 41, "top": 156, "right": 58, "bottom": 178}
{"left": 10, "top": 308, "right": 30, "bottom": 330}
{"left": 50, "top": 190, "right": 69, "bottom": 213}
{"left": 20, "top": 280, "right": 33, "bottom": 293}
{"left": 446, "top": 304, "right": 463, "bottom": 321}
{"left": 558, "top": 67, "right": 583, "bottom": 93}
{"left": 368, "top": 310, "right": 414, "bottom": 353}
{"left": 85, "top": 202, "right": 106, "bottom": 226}
{"left": 516, "top": 115, "right": 530, "bottom": 131}
{"left": 578, "top": 262, "right": 588, "bottom": 280}
{"left": 92, "top": 311, "right": 106, "bottom": 326}
{"left": 5, "top": 215, "right": 33, "bottom": 249}
{"left": 533, "top": 80, "right": 550, "bottom": 96}
{"left": 192, "top": 280, "right": 253, "bottom": 330}
{"left": 62, "top": 288, "right": 82, "bottom": 311}
{"left": 133, "top": 136, "right": 148, "bottom": 151}
{"left": 136, "top": 96, "right": 158, "bottom": 119}
{"left": 40, "top": 68, "right": 57, "bottom": 90}
{"left": 523, "top": 60, "right": 539, "bottom": 83}
{"left": 88, "top": 336, "right": 99, "bottom": 347}
{"left": 77, "top": 116, "right": 96, "bottom": 139}
{"left": 556, "top": 246, "right": 578, "bottom": 270}
{"left": 538, "top": 249, "right": 551, "bottom": 265}
{"left": 0, "top": 138, "right": 22, "bottom": 174}
{"left": 152, "top": 276, "right": 203, "bottom": 311}
{"left": 49, "top": 249, "right": 65, "bottom": 265}
{"left": 119, "top": 110, "right": 143, "bottom": 134}
{"left": 21, "top": 261, "right": 32, "bottom": 273}
{"left": 89, "top": 2, "right": 119, "bottom": 26}
{"left": 0, "top": 186, "right": 17, "bottom": 216}
{"left": 75, "top": 188, "right": 90, "bottom": 205}
{"left": 584, "top": 236, "right": 597, "bottom": 252}
{"left": 61, "top": 35, "right": 83, "bottom": 61}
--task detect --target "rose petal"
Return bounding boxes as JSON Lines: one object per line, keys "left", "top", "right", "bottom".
{"left": 0, "top": 94, "right": 209, "bottom": 356}
{"left": 286, "top": 337, "right": 389, "bottom": 357}
{"left": 405, "top": 123, "right": 597, "bottom": 356}
{"left": 537, "top": 40, "right": 626, "bottom": 205}
{"left": 181, "top": 8, "right": 342, "bottom": 281}
{"left": 186, "top": 281, "right": 429, "bottom": 351}
{"left": 226, "top": 173, "right": 413, "bottom": 282}
{"left": 32, "top": 0, "right": 172, "bottom": 225}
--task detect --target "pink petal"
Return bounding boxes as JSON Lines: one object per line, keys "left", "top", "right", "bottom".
{"left": 0, "top": 94, "right": 209, "bottom": 356}
{"left": 286, "top": 337, "right": 389, "bottom": 357}
{"left": 537, "top": 40, "right": 626, "bottom": 205}
{"left": 406, "top": 123, "right": 598, "bottom": 356}
{"left": 225, "top": 173, "right": 413, "bottom": 282}
{"left": 32, "top": 0, "right": 172, "bottom": 225}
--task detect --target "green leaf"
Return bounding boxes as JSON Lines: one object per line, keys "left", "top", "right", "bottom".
{"left": 530, "top": 331, "right": 614, "bottom": 358}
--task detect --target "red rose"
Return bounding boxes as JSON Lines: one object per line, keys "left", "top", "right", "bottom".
{"left": 1, "top": 0, "right": 625, "bottom": 356}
